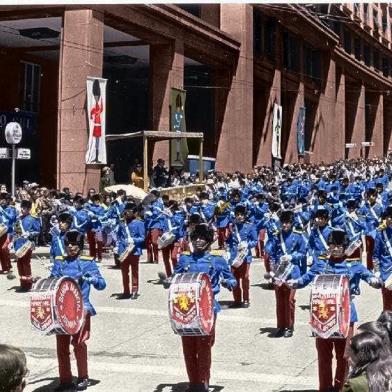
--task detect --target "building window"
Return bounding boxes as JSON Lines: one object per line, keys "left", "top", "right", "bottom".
{"left": 364, "top": 3, "right": 369, "bottom": 23}
{"left": 364, "top": 45, "right": 371, "bottom": 66}
{"left": 382, "top": 57, "right": 389, "bottom": 77}
{"left": 283, "top": 31, "right": 299, "bottom": 72}
{"left": 354, "top": 37, "right": 361, "bottom": 60}
{"left": 344, "top": 29, "right": 352, "bottom": 53}
{"left": 382, "top": 13, "right": 387, "bottom": 33}
{"left": 373, "top": 50, "right": 380, "bottom": 70}
{"left": 264, "top": 18, "right": 276, "bottom": 61}
{"left": 373, "top": 9, "right": 379, "bottom": 32}
{"left": 304, "top": 46, "right": 321, "bottom": 82}
{"left": 20, "top": 61, "right": 41, "bottom": 113}
{"left": 254, "top": 9, "right": 262, "bottom": 56}
{"left": 177, "top": 4, "right": 201, "bottom": 18}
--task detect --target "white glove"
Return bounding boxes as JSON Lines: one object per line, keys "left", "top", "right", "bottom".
{"left": 280, "top": 254, "right": 292, "bottom": 263}
{"left": 286, "top": 279, "right": 299, "bottom": 289}
{"left": 239, "top": 241, "right": 248, "bottom": 250}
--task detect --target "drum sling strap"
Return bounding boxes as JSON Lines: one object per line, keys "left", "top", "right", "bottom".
{"left": 279, "top": 233, "right": 288, "bottom": 255}
{"left": 57, "top": 235, "right": 65, "bottom": 257}
{"left": 317, "top": 227, "right": 329, "bottom": 252}
{"left": 382, "top": 230, "right": 392, "bottom": 259}
{"left": 369, "top": 205, "right": 379, "bottom": 221}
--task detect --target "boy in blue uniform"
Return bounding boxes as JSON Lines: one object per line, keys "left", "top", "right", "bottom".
{"left": 169, "top": 224, "right": 236, "bottom": 392}
{"left": 51, "top": 230, "right": 106, "bottom": 391}
{"left": 287, "top": 230, "right": 381, "bottom": 392}
{"left": 14, "top": 200, "right": 41, "bottom": 291}
{"left": 0, "top": 193, "right": 14, "bottom": 273}
{"left": 117, "top": 203, "right": 145, "bottom": 299}
{"left": 265, "top": 210, "right": 306, "bottom": 337}
{"left": 226, "top": 205, "right": 258, "bottom": 308}
{"left": 373, "top": 206, "right": 392, "bottom": 311}
{"left": 50, "top": 212, "right": 73, "bottom": 261}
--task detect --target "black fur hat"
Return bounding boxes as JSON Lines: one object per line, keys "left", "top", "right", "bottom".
{"left": 190, "top": 223, "right": 214, "bottom": 244}
{"left": 64, "top": 230, "right": 84, "bottom": 250}
{"left": 327, "top": 230, "right": 349, "bottom": 247}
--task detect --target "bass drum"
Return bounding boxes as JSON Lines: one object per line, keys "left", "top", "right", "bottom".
{"left": 30, "top": 277, "right": 85, "bottom": 335}
{"left": 310, "top": 274, "right": 350, "bottom": 339}
{"left": 168, "top": 272, "right": 214, "bottom": 336}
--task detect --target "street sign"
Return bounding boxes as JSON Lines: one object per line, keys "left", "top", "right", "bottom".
{"left": 5, "top": 122, "right": 22, "bottom": 144}
{"left": 345, "top": 143, "right": 357, "bottom": 148}
{"left": 0, "top": 147, "right": 9, "bottom": 159}
{"left": 361, "top": 141, "right": 375, "bottom": 147}
{"left": 17, "top": 148, "right": 31, "bottom": 160}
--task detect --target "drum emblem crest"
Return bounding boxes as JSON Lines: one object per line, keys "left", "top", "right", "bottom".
{"left": 31, "top": 298, "right": 53, "bottom": 331}
{"left": 174, "top": 290, "right": 196, "bottom": 315}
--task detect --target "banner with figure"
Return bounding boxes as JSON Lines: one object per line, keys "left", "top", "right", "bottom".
{"left": 170, "top": 88, "right": 188, "bottom": 167}
{"left": 86, "top": 77, "right": 107, "bottom": 164}
{"left": 272, "top": 103, "right": 282, "bottom": 159}
{"left": 297, "top": 106, "right": 306, "bottom": 156}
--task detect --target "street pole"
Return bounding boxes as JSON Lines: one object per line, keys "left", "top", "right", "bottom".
{"left": 11, "top": 144, "right": 15, "bottom": 197}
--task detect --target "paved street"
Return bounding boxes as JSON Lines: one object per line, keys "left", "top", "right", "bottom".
{"left": 0, "top": 249, "right": 383, "bottom": 392}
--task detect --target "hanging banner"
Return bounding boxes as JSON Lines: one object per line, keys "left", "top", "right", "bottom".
{"left": 272, "top": 103, "right": 282, "bottom": 159}
{"left": 170, "top": 88, "right": 188, "bottom": 167}
{"left": 85, "top": 77, "right": 107, "bottom": 164}
{"left": 297, "top": 106, "right": 306, "bottom": 156}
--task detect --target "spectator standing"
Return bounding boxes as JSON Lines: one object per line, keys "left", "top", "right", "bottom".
{"left": 152, "top": 159, "right": 168, "bottom": 188}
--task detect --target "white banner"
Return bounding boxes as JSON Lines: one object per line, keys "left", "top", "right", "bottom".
{"left": 272, "top": 103, "right": 282, "bottom": 159}
{"left": 86, "top": 77, "right": 107, "bottom": 164}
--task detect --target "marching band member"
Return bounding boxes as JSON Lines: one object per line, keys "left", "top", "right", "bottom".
{"left": 49, "top": 212, "right": 73, "bottom": 261}
{"left": 0, "top": 193, "right": 14, "bottom": 274}
{"left": 51, "top": 230, "right": 106, "bottom": 391}
{"left": 71, "top": 196, "right": 91, "bottom": 238}
{"left": 265, "top": 210, "right": 306, "bottom": 337}
{"left": 358, "top": 188, "right": 383, "bottom": 271}
{"left": 144, "top": 190, "right": 164, "bottom": 263}
{"left": 226, "top": 205, "right": 257, "bottom": 308}
{"left": 287, "top": 230, "right": 381, "bottom": 392}
{"left": 84, "top": 194, "right": 106, "bottom": 263}
{"left": 214, "top": 195, "right": 231, "bottom": 249}
{"left": 166, "top": 223, "right": 237, "bottom": 392}
{"left": 308, "top": 209, "right": 334, "bottom": 260}
{"left": 182, "top": 213, "right": 202, "bottom": 253}
{"left": 117, "top": 203, "right": 145, "bottom": 299}
{"left": 13, "top": 200, "right": 41, "bottom": 291}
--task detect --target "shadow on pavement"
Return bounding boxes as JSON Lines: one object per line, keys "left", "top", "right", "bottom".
{"left": 28, "top": 377, "right": 100, "bottom": 391}
{"left": 299, "top": 304, "right": 311, "bottom": 311}
{"left": 153, "top": 383, "right": 224, "bottom": 392}
{"left": 251, "top": 282, "right": 274, "bottom": 290}
{"left": 277, "top": 390, "right": 317, "bottom": 392}
{"left": 259, "top": 327, "right": 282, "bottom": 338}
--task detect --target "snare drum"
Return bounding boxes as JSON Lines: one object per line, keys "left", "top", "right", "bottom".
{"left": 0, "top": 223, "right": 7, "bottom": 238}
{"left": 158, "top": 232, "right": 176, "bottom": 250}
{"left": 310, "top": 274, "right": 350, "bottom": 339}
{"left": 168, "top": 272, "right": 214, "bottom": 336}
{"left": 30, "top": 277, "right": 85, "bottom": 335}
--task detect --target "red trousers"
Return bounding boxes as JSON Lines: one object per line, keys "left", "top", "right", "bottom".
{"left": 256, "top": 229, "right": 266, "bottom": 259}
{"left": 0, "top": 234, "right": 11, "bottom": 272}
{"left": 382, "top": 287, "right": 392, "bottom": 311}
{"left": 232, "top": 262, "right": 250, "bottom": 303}
{"left": 161, "top": 242, "right": 181, "bottom": 277}
{"left": 87, "top": 231, "right": 103, "bottom": 261}
{"left": 181, "top": 319, "right": 216, "bottom": 386}
{"left": 217, "top": 227, "right": 229, "bottom": 249}
{"left": 365, "top": 236, "right": 374, "bottom": 271}
{"left": 16, "top": 250, "right": 32, "bottom": 290}
{"left": 56, "top": 314, "right": 91, "bottom": 384}
{"left": 121, "top": 254, "right": 139, "bottom": 294}
{"left": 274, "top": 285, "right": 296, "bottom": 329}
{"left": 146, "top": 229, "right": 161, "bottom": 263}
{"left": 316, "top": 326, "right": 353, "bottom": 392}
{"left": 264, "top": 252, "right": 271, "bottom": 274}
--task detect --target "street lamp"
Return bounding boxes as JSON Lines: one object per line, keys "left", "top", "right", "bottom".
{"left": 4, "top": 121, "right": 22, "bottom": 197}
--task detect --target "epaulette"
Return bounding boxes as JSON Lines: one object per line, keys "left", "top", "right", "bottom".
{"left": 293, "top": 229, "right": 303, "bottom": 234}
{"left": 55, "top": 256, "right": 64, "bottom": 261}
{"left": 181, "top": 251, "right": 191, "bottom": 256}
{"left": 80, "top": 256, "right": 94, "bottom": 261}
{"left": 346, "top": 257, "right": 361, "bottom": 263}
{"left": 210, "top": 250, "right": 225, "bottom": 256}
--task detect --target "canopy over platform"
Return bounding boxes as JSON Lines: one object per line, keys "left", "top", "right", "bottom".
{"left": 106, "top": 130, "right": 205, "bottom": 191}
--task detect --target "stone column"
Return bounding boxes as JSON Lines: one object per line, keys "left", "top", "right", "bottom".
{"left": 57, "top": 9, "right": 104, "bottom": 193}
{"left": 150, "top": 39, "right": 184, "bottom": 164}
{"left": 215, "top": 4, "right": 253, "bottom": 173}
{"left": 347, "top": 82, "right": 365, "bottom": 159}
{"left": 335, "top": 67, "right": 346, "bottom": 160}
{"left": 384, "top": 98, "right": 392, "bottom": 153}
{"left": 369, "top": 93, "right": 384, "bottom": 157}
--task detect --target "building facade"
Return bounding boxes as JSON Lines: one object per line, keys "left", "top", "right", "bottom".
{"left": 0, "top": 4, "right": 391, "bottom": 192}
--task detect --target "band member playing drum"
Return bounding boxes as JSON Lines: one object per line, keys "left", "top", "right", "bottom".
{"left": 117, "top": 203, "right": 145, "bottom": 299}
{"left": 225, "top": 205, "right": 257, "bottom": 308}
{"left": 373, "top": 206, "right": 392, "bottom": 311}
{"left": 50, "top": 230, "right": 106, "bottom": 391}
{"left": 0, "top": 192, "right": 15, "bottom": 274}
{"left": 167, "top": 224, "right": 236, "bottom": 392}
{"left": 265, "top": 210, "right": 307, "bottom": 337}
{"left": 13, "top": 200, "right": 41, "bottom": 291}
{"left": 287, "top": 230, "right": 381, "bottom": 392}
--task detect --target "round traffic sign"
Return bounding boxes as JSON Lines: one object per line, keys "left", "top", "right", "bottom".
{"left": 5, "top": 122, "right": 22, "bottom": 144}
